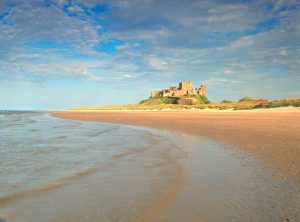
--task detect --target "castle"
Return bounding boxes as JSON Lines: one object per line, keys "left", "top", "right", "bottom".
{"left": 151, "top": 81, "right": 206, "bottom": 98}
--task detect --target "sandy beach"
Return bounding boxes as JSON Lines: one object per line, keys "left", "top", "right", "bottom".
{"left": 1, "top": 110, "right": 300, "bottom": 221}
{"left": 53, "top": 109, "right": 300, "bottom": 178}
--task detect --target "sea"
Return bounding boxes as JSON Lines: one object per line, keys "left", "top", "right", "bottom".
{"left": 0, "top": 111, "right": 299, "bottom": 221}
{"left": 0, "top": 111, "right": 163, "bottom": 203}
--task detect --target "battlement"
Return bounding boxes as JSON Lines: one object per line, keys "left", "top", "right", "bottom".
{"left": 151, "top": 81, "right": 206, "bottom": 98}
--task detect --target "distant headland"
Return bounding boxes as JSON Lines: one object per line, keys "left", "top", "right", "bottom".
{"left": 66, "top": 80, "right": 300, "bottom": 111}
{"left": 146, "top": 81, "right": 208, "bottom": 106}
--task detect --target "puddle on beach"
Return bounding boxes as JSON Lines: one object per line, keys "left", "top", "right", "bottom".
{"left": 0, "top": 113, "right": 299, "bottom": 221}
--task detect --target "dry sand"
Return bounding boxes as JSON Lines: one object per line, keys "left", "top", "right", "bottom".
{"left": 53, "top": 109, "right": 300, "bottom": 178}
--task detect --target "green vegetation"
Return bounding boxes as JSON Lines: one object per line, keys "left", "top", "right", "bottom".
{"left": 239, "top": 96, "right": 253, "bottom": 102}
{"left": 140, "top": 95, "right": 208, "bottom": 106}
{"left": 221, "top": 100, "right": 232, "bottom": 103}
{"left": 255, "top": 99, "right": 300, "bottom": 108}
{"left": 68, "top": 98, "right": 300, "bottom": 111}
{"left": 206, "top": 101, "right": 257, "bottom": 110}
{"left": 195, "top": 95, "right": 209, "bottom": 104}
{"left": 140, "top": 97, "right": 179, "bottom": 105}
{"left": 139, "top": 97, "right": 164, "bottom": 105}
{"left": 160, "top": 97, "right": 180, "bottom": 104}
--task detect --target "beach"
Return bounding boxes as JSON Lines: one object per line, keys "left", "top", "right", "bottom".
{"left": 53, "top": 108, "right": 300, "bottom": 178}
{"left": 1, "top": 110, "right": 300, "bottom": 221}
{"left": 52, "top": 109, "right": 300, "bottom": 221}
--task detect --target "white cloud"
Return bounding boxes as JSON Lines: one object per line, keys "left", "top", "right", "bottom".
{"left": 278, "top": 48, "right": 288, "bottom": 56}
{"left": 206, "top": 77, "right": 240, "bottom": 85}
{"left": 122, "top": 74, "right": 140, "bottom": 79}
{"left": 191, "top": 59, "right": 204, "bottom": 65}
{"left": 224, "top": 69, "right": 235, "bottom": 74}
{"left": 0, "top": 0, "right": 299, "bottom": 101}
{"left": 0, "top": 1, "right": 101, "bottom": 54}
{"left": 148, "top": 57, "right": 168, "bottom": 70}
{"left": 228, "top": 36, "right": 255, "bottom": 49}
{"left": 67, "top": 5, "right": 84, "bottom": 14}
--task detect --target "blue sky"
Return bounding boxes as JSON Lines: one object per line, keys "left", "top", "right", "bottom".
{"left": 0, "top": 0, "right": 299, "bottom": 110}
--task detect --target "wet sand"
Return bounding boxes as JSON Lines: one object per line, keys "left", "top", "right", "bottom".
{"left": 0, "top": 122, "right": 188, "bottom": 222}
{"left": 53, "top": 110, "right": 300, "bottom": 178}
{"left": 2, "top": 111, "right": 300, "bottom": 221}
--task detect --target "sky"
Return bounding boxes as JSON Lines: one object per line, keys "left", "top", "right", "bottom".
{"left": 0, "top": 0, "right": 300, "bottom": 110}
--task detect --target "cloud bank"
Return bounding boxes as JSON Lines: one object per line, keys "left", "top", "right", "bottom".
{"left": 0, "top": 0, "right": 299, "bottom": 108}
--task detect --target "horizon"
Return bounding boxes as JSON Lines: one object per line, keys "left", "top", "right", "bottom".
{"left": 1, "top": 0, "right": 300, "bottom": 110}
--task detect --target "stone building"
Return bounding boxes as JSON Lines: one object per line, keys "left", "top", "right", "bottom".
{"left": 151, "top": 81, "right": 206, "bottom": 98}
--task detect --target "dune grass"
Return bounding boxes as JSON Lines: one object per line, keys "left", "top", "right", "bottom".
{"left": 67, "top": 98, "right": 300, "bottom": 111}
{"left": 239, "top": 96, "right": 253, "bottom": 102}
{"left": 254, "top": 98, "right": 300, "bottom": 108}
{"left": 139, "top": 97, "right": 179, "bottom": 105}
{"left": 140, "top": 95, "right": 209, "bottom": 105}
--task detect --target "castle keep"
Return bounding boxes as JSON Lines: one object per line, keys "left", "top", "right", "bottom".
{"left": 151, "top": 81, "right": 206, "bottom": 98}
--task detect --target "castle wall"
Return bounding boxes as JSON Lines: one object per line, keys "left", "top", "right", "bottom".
{"left": 173, "top": 90, "right": 187, "bottom": 97}
{"left": 150, "top": 81, "right": 206, "bottom": 98}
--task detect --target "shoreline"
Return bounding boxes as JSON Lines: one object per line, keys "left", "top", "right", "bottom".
{"left": 2, "top": 111, "right": 300, "bottom": 221}
{"left": 0, "top": 116, "right": 188, "bottom": 221}
{"left": 53, "top": 109, "right": 300, "bottom": 178}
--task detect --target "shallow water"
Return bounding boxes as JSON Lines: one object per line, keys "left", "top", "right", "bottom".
{"left": 0, "top": 112, "right": 122, "bottom": 201}
{"left": 0, "top": 113, "right": 299, "bottom": 221}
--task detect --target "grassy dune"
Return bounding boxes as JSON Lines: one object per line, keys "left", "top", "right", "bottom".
{"left": 254, "top": 98, "right": 300, "bottom": 108}
{"left": 67, "top": 98, "right": 300, "bottom": 111}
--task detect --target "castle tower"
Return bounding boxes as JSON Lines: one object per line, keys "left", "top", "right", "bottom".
{"left": 200, "top": 84, "right": 206, "bottom": 96}
{"left": 151, "top": 90, "right": 158, "bottom": 98}
{"left": 179, "top": 81, "right": 192, "bottom": 91}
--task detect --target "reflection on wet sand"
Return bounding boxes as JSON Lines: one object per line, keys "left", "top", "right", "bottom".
{"left": 1, "top": 113, "right": 299, "bottom": 221}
